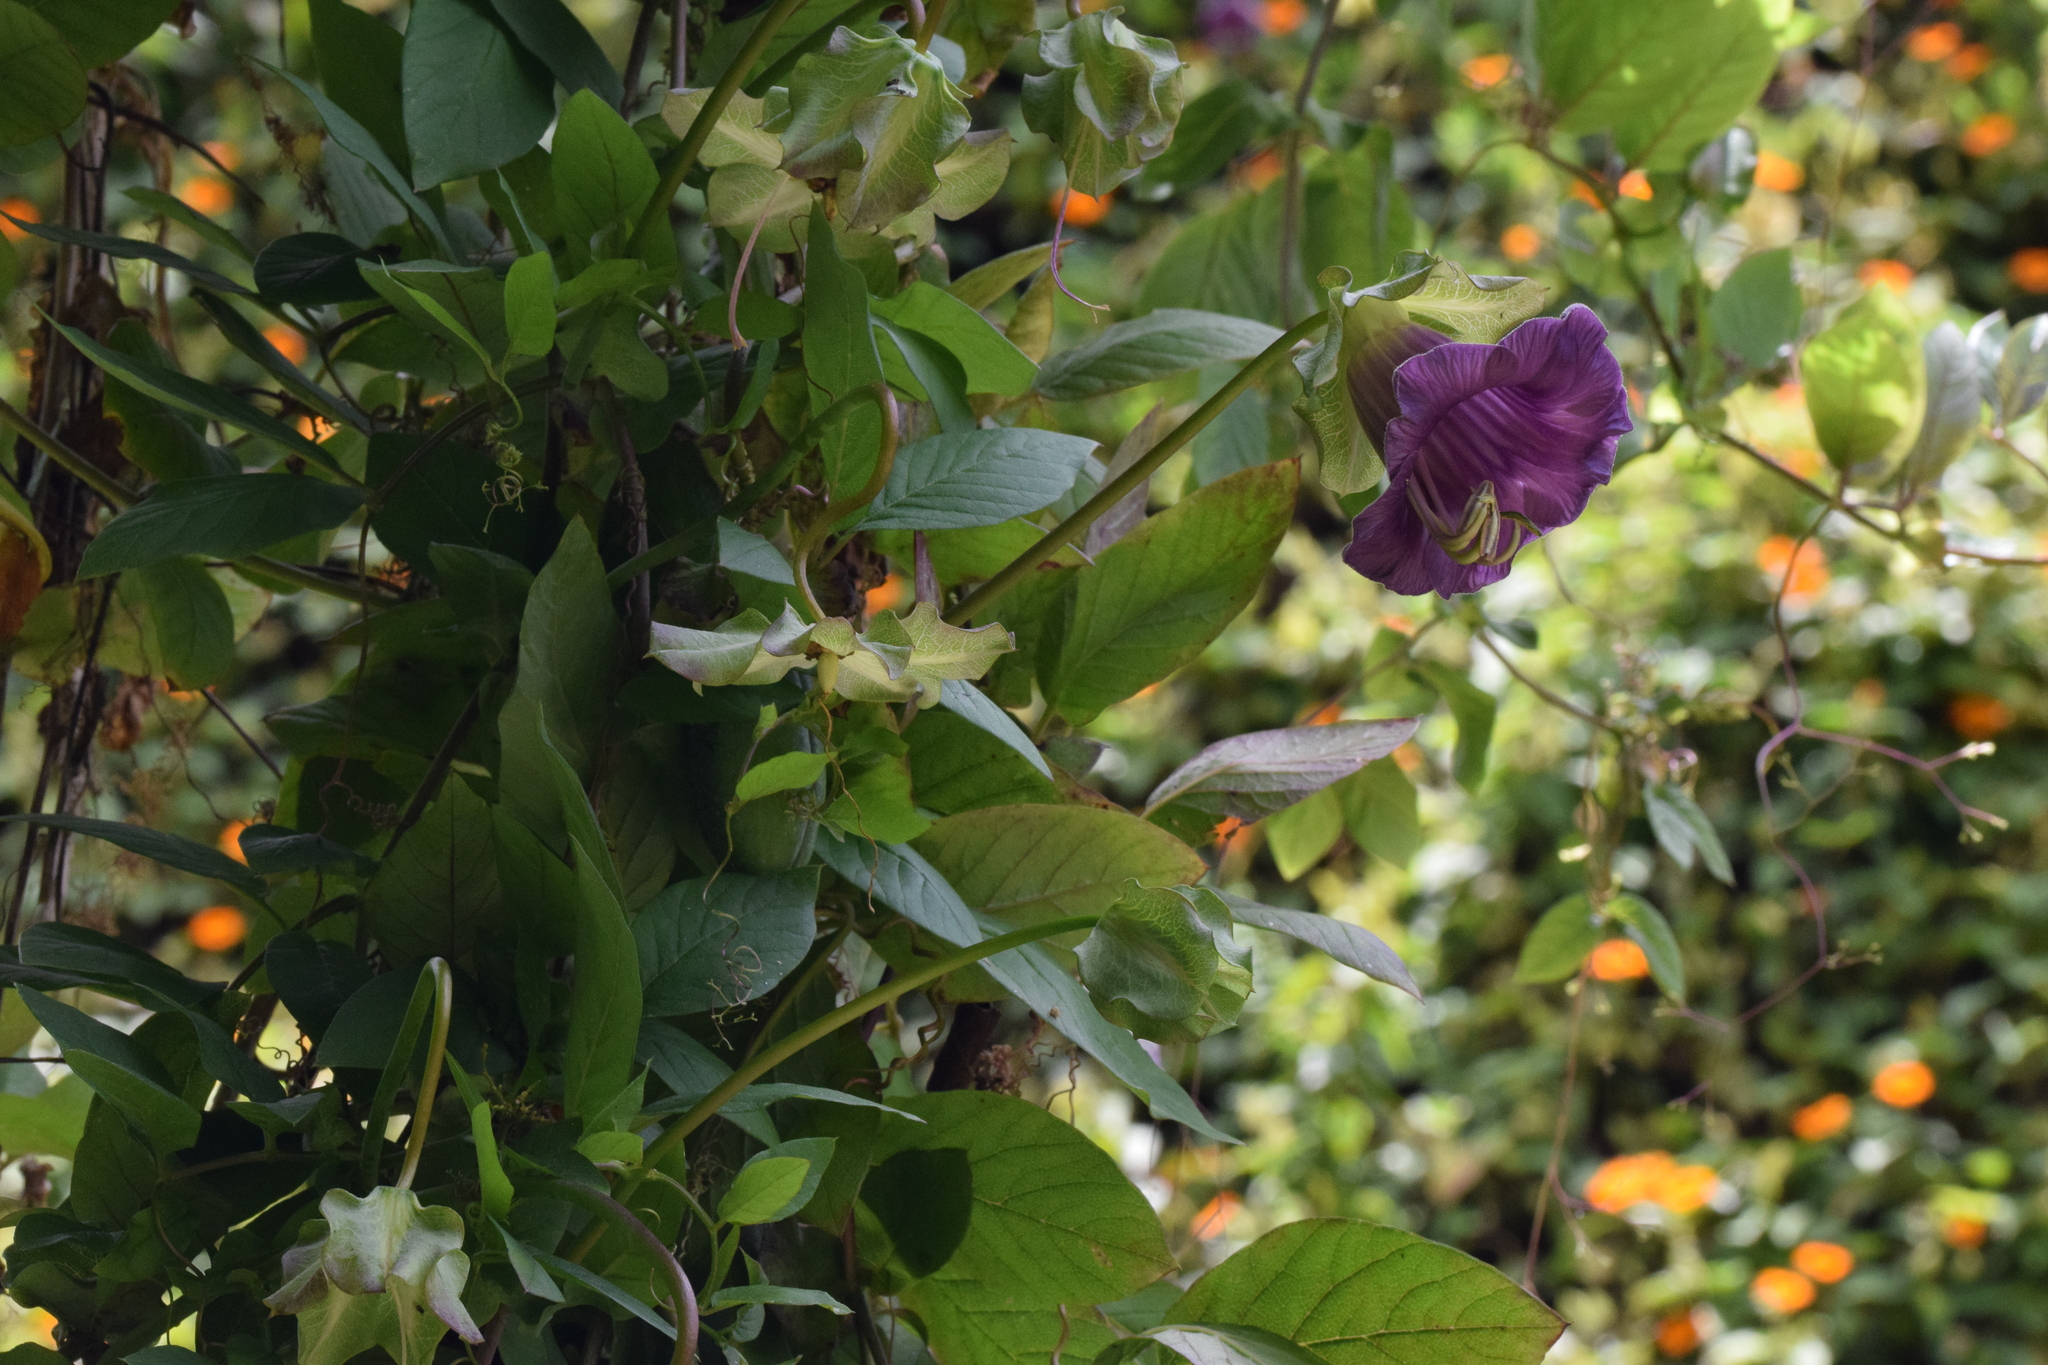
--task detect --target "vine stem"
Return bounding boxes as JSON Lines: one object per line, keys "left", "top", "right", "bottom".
{"left": 0, "top": 393, "right": 133, "bottom": 506}
{"left": 541, "top": 1179, "right": 698, "bottom": 1365}
{"left": 631, "top": 0, "right": 812, "bottom": 255}
{"left": 397, "top": 958, "right": 454, "bottom": 1191}
{"left": 569, "top": 913, "right": 1104, "bottom": 1260}
{"left": 945, "top": 311, "right": 1328, "bottom": 624}
{"left": 1523, "top": 964, "right": 1590, "bottom": 1292}
{"left": 1276, "top": 0, "right": 1344, "bottom": 323}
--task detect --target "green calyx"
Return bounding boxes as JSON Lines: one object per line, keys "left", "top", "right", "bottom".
{"left": 1021, "top": 9, "right": 1185, "bottom": 198}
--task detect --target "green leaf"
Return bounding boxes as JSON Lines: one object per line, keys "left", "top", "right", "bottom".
{"left": 76, "top": 474, "right": 365, "bottom": 578}
{"left": 1138, "top": 80, "right": 1278, "bottom": 196}
{"left": 1221, "top": 894, "right": 1417, "bottom": 998}
{"left": 17, "top": 0, "right": 176, "bottom": 68}
{"left": 1077, "top": 882, "right": 1250, "bottom": 1043}
{"left": 1136, "top": 180, "right": 1286, "bottom": 326}
{"left": 1141, "top": 1323, "right": 1335, "bottom": 1365}
{"left": 720, "top": 1138, "right": 835, "bottom": 1224}
{"left": 1803, "top": 287, "right": 1925, "bottom": 472}
{"left": 1168, "top": 1219, "right": 1562, "bottom": 1365}
{"left": 1642, "top": 782, "right": 1735, "bottom": 885}
{"left": 308, "top": 0, "right": 411, "bottom": 177}
{"left": 827, "top": 604, "right": 1015, "bottom": 707}
{"left": 552, "top": 88, "right": 662, "bottom": 267}
{"left": 879, "top": 1091, "right": 1172, "bottom": 1342}
{"left": 1898, "top": 321, "right": 1981, "bottom": 496}
{"left": 266, "top": 1186, "right": 482, "bottom": 1350}
{"left": 1513, "top": 894, "right": 1600, "bottom": 984}
{"left": 939, "top": 0, "right": 1033, "bottom": 84}
{"left": 813, "top": 830, "right": 1232, "bottom": 1143}
{"left": 134, "top": 557, "right": 235, "bottom": 688}
{"left": 1143, "top": 719, "right": 1420, "bottom": 821}
{"left": 1299, "top": 132, "right": 1415, "bottom": 294}
{"left": 773, "top": 28, "right": 970, "bottom": 232}
{"left": 803, "top": 203, "right": 887, "bottom": 493}
{"left": 18, "top": 990, "right": 199, "bottom": 1153}
{"left": 253, "top": 232, "right": 378, "bottom": 305}
{"left": 400, "top": 0, "right": 554, "bottom": 189}
{"left": 0, "top": 812, "right": 265, "bottom": 896}
{"left": 1607, "top": 892, "right": 1685, "bottom": 999}
{"left": 648, "top": 604, "right": 817, "bottom": 689}
{"left": 363, "top": 777, "right": 500, "bottom": 963}
{"left": 936, "top": 679, "right": 1050, "bottom": 778}
{"left": 0, "top": 232, "right": 17, "bottom": 301}
{"left": 704, "top": 1284, "right": 853, "bottom": 1314}
{"left": 1038, "top": 461, "right": 1298, "bottom": 724}
{"left": 55, "top": 323, "right": 350, "bottom": 475}
{"left": 1020, "top": 11, "right": 1184, "bottom": 197}
{"left": 735, "top": 749, "right": 833, "bottom": 804}
{"left": 907, "top": 708, "right": 1056, "bottom": 814}
{"left": 661, "top": 88, "right": 781, "bottom": 167}
{"left": 126, "top": 185, "right": 251, "bottom": 261}
{"left": 860, "top": 1145, "right": 973, "bottom": 1278}
{"left": 916, "top": 804, "right": 1204, "bottom": 933}
{"left": 1263, "top": 787, "right": 1343, "bottom": 881}
{"left": 0, "top": 1, "right": 86, "bottom": 147}
{"left": 870, "top": 281, "right": 1038, "bottom": 395}
{"left": 1033, "top": 310, "right": 1283, "bottom": 402}
{"left": 0, "top": 1076, "right": 91, "bottom": 1159}
{"left": 947, "top": 243, "right": 1054, "bottom": 310}
{"left": 1411, "top": 662, "right": 1496, "bottom": 794}
{"left": 1707, "top": 247, "right": 1799, "bottom": 371}
{"left": 864, "top": 429, "right": 1097, "bottom": 531}
{"left": 563, "top": 834, "right": 644, "bottom": 1127}
{"left": 1538, "top": 0, "right": 1778, "bottom": 170}
{"left": 503, "top": 251, "right": 558, "bottom": 358}
{"left": 191, "top": 291, "right": 366, "bottom": 429}
{"left": 8, "top": 216, "right": 249, "bottom": 296}
{"left": 487, "top": 0, "right": 622, "bottom": 103}
{"left": 635, "top": 870, "right": 819, "bottom": 1014}
{"left": 1970, "top": 312, "right": 2048, "bottom": 427}
{"left": 821, "top": 712, "right": 931, "bottom": 843}
{"left": 1336, "top": 758, "right": 1418, "bottom": 868}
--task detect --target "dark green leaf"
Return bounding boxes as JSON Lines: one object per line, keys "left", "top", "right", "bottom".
{"left": 0, "top": 812, "right": 265, "bottom": 896}
{"left": 265, "top": 931, "right": 374, "bottom": 1038}
{"left": 17, "top": 0, "right": 177, "bottom": 67}
{"left": 1137, "top": 81, "right": 1277, "bottom": 195}
{"left": 634, "top": 870, "right": 820, "bottom": 1015}
{"left": 935, "top": 679, "right": 1050, "bottom": 778}
{"left": 1410, "top": 662, "right": 1496, "bottom": 794}
{"left": 364, "top": 777, "right": 501, "bottom": 963}
{"left": 562, "top": 835, "right": 643, "bottom": 1127}
{"left": 906, "top": 708, "right": 1056, "bottom": 814}
{"left": 1020, "top": 12, "right": 1183, "bottom": 197}
{"left": 1299, "top": 131, "right": 1414, "bottom": 291}
{"left": 1033, "top": 310, "right": 1283, "bottom": 402}
{"left": 191, "top": 291, "right": 367, "bottom": 429}
{"left": 861, "top": 1146, "right": 974, "bottom": 1278}
{"left": 1077, "top": 882, "right": 1250, "bottom": 1042}
{"left": 308, "top": 0, "right": 411, "bottom": 175}
{"left": 134, "top": 557, "right": 235, "bottom": 688}
{"left": 1168, "top": 1219, "right": 1562, "bottom": 1365}
{"left": 1707, "top": 247, "right": 1799, "bottom": 371}
{"left": 487, "top": 0, "right": 622, "bottom": 103}
{"left": 802, "top": 204, "right": 887, "bottom": 493}
{"left": 1607, "top": 893, "right": 1685, "bottom": 999}
{"left": 400, "top": 0, "right": 554, "bottom": 189}
{"left": 0, "top": 1, "right": 86, "bottom": 147}
{"left": 551, "top": 88, "right": 661, "bottom": 267}
{"left": 17, "top": 990, "right": 199, "bottom": 1153}
{"left": 1642, "top": 782, "right": 1735, "bottom": 884}
{"left": 77, "top": 474, "right": 365, "bottom": 578}
{"left": 1898, "top": 321, "right": 1981, "bottom": 496}
{"left": 253, "top": 232, "right": 378, "bottom": 305}
{"left": 870, "top": 280, "right": 1037, "bottom": 395}
{"left": 19, "top": 922, "right": 218, "bottom": 1010}
{"left": 7, "top": 216, "right": 249, "bottom": 295}
{"left": 1221, "top": 894, "right": 1418, "bottom": 998}
{"left": 917, "top": 804, "right": 1205, "bottom": 930}
{"left": 239, "top": 825, "right": 377, "bottom": 877}
{"left": 269, "top": 63, "right": 452, "bottom": 256}
{"left": 1135, "top": 180, "right": 1286, "bottom": 325}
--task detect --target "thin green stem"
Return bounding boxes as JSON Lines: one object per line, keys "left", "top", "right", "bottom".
{"left": 914, "top": 0, "right": 948, "bottom": 50}
{"left": 572, "top": 913, "right": 1102, "bottom": 1258}
{"left": 397, "top": 958, "right": 454, "bottom": 1191}
{"left": 233, "top": 555, "right": 400, "bottom": 607}
{"left": 746, "top": 0, "right": 882, "bottom": 93}
{"left": 632, "top": 0, "right": 812, "bottom": 254}
{"left": 945, "top": 311, "right": 1328, "bottom": 624}
{"left": 0, "top": 394, "right": 135, "bottom": 507}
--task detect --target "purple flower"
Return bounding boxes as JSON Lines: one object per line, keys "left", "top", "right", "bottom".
{"left": 1342, "top": 304, "right": 1630, "bottom": 598}
{"left": 1196, "top": 0, "right": 1262, "bottom": 51}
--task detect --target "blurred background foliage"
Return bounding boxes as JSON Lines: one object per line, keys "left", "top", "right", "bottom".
{"left": 7, "top": 0, "right": 2048, "bottom": 1362}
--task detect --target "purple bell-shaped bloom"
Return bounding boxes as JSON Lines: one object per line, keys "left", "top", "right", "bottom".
{"left": 1342, "top": 304, "right": 1630, "bottom": 598}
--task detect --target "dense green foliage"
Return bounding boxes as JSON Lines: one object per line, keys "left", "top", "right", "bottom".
{"left": 2, "top": 0, "right": 2047, "bottom": 1363}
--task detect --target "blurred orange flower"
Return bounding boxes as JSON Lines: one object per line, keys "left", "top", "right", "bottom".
{"left": 1752, "top": 150, "right": 1804, "bottom": 193}
{"left": 1872, "top": 1058, "right": 1935, "bottom": 1108}
{"left": 0, "top": 198, "right": 37, "bottom": 241}
{"left": 2008, "top": 248, "right": 2048, "bottom": 294}
{"left": 1938, "top": 1215, "right": 1988, "bottom": 1248}
{"left": 1258, "top": 0, "right": 1306, "bottom": 35}
{"left": 1960, "top": 112, "right": 2015, "bottom": 157}
{"left": 1768, "top": 446, "right": 1823, "bottom": 479}
{"left": 1750, "top": 1267, "right": 1816, "bottom": 1315}
{"left": 1617, "top": 170, "right": 1653, "bottom": 201}
{"left": 1904, "top": 22, "right": 1963, "bottom": 62}
{"left": 1945, "top": 43, "right": 1992, "bottom": 81}
{"left": 1567, "top": 180, "right": 1603, "bottom": 208}
{"left": 1756, "top": 535, "right": 1828, "bottom": 600}
{"left": 1588, "top": 938, "right": 1649, "bottom": 981}
{"left": 1658, "top": 1164, "right": 1720, "bottom": 1214}
{"left": 179, "top": 177, "right": 234, "bottom": 216}
{"left": 1949, "top": 693, "right": 2013, "bottom": 740}
{"left": 1052, "top": 189, "right": 1112, "bottom": 227}
{"left": 188, "top": 905, "right": 248, "bottom": 953}
{"left": 1190, "top": 1190, "right": 1242, "bottom": 1239}
{"left": 218, "top": 820, "right": 249, "bottom": 864}
{"left": 1461, "top": 54, "right": 1514, "bottom": 89}
{"left": 1857, "top": 259, "right": 1915, "bottom": 292}
{"left": 1791, "top": 1241, "right": 1854, "bottom": 1284}
{"left": 1212, "top": 816, "right": 1245, "bottom": 848}
{"left": 1393, "top": 742, "right": 1423, "bottom": 773}
{"left": 863, "top": 573, "right": 909, "bottom": 616}
{"left": 1790, "top": 1092, "right": 1852, "bottom": 1140}
{"left": 1499, "top": 224, "right": 1541, "bottom": 262}
{"left": 264, "top": 325, "right": 308, "bottom": 366}
{"left": 1654, "top": 1310, "right": 1700, "bottom": 1357}
{"left": 201, "top": 139, "right": 241, "bottom": 171}
{"left": 1587, "top": 1152, "right": 1674, "bottom": 1212}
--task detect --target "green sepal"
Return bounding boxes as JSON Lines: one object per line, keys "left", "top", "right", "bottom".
{"left": 1020, "top": 9, "right": 1185, "bottom": 197}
